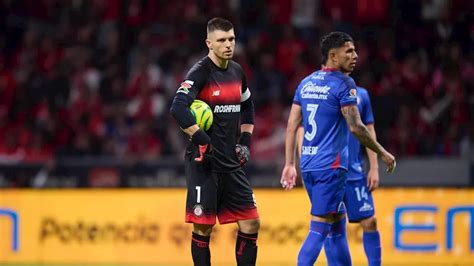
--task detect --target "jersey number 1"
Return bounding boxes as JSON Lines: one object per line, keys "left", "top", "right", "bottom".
{"left": 195, "top": 186, "right": 201, "bottom": 203}
{"left": 305, "top": 104, "right": 319, "bottom": 141}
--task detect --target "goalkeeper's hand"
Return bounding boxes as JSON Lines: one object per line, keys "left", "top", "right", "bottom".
{"left": 236, "top": 132, "right": 252, "bottom": 166}
{"left": 235, "top": 144, "right": 250, "bottom": 166}
{"left": 195, "top": 144, "right": 212, "bottom": 163}
{"left": 191, "top": 129, "right": 212, "bottom": 163}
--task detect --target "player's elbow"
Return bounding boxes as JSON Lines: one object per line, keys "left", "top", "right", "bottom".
{"left": 170, "top": 97, "right": 196, "bottom": 129}
{"left": 170, "top": 101, "right": 179, "bottom": 112}
{"left": 240, "top": 99, "right": 255, "bottom": 125}
{"left": 169, "top": 97, "right": 187, "bottom": 119}
{"left": 286, "top": 122, "right": 299, "bottom": 135}
{"left": 348, "top": 125, "right": 358, "bottom": 134}
{"left": 349, "top": 122, "right": 365, "bottom": 136}
{"left": 169, "top": 104, "right": 180, "bottom": 121}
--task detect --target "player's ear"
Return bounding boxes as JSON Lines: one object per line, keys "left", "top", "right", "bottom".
{"left": 328, "top": 49, "right": 337, "bottom": 63}
{"left": 206, "top": 38, "right": 212, "bottom": 49}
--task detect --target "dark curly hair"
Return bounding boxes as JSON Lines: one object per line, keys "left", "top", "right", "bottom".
{"left": 320, "top": 32, "right": 354, "bottom": 64}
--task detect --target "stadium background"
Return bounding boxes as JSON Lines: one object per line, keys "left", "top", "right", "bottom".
{"left": 0, "top": 0, "right": 472, "bottom": 265}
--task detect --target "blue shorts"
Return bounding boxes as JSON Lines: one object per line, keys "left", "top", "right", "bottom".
{"left": 343, "top": 177, "right": 375, "bottom": 222}
{"left": 302, "top": 168, "right": 347, "bottom": 216}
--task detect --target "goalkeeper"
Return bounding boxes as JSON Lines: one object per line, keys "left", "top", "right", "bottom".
{"left": 170, "top": 17, "right": 259, "bottom": 266}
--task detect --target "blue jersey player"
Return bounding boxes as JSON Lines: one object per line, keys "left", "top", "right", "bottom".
{"left": 281, "top": 32, "right": 396, "bottom": 266}
{"left": 316, "top": 85, "right": 382, "bottom": 266}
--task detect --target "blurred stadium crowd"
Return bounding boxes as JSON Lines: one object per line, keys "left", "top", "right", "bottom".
{"left": 0, "top": 0, "right": 471, "bottom": 165}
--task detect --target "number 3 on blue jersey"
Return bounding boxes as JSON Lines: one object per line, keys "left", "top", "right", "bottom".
{"left": 305, "top": 104, "right": 319, "bottom": 141}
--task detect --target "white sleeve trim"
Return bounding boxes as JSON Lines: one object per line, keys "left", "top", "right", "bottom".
{"left": 241, "top": 88, "right": 251, "bottom": 102}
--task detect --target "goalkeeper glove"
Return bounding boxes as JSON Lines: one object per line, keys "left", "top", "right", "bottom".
{"left": 236, "top": 132, "right": 251, "bottom": 166}
{"left": 191, "top": 129, "right": 211, "bottom": 163}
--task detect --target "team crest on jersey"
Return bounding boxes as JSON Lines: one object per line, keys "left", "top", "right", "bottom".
{"left": 349, "top": 88, "right": 357, "bottom": 98}
{"left": 193, "top": 204, "right": 204, "bottom": 217}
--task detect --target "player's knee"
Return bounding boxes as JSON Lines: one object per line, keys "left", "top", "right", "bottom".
{"left": 298, "top": 245, "right": 318, "bottom": 265}
{"left": 360, "top": 216, "right": 377, "bottom": 232}
{"left": 193, "top": 223, "right": 214, "bottom": 236}
{"left": 312, "top": 214, "right": 336, "bottom": 223}
{"left": 238, "top": 218, "right": 260, "bottom": 234}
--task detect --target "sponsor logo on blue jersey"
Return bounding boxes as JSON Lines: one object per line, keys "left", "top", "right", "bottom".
{"left": 295, "top": 70, "right": 356, "bottom": 172}
{"left": 301, "top": 82, "right": 331, "bottom": 100}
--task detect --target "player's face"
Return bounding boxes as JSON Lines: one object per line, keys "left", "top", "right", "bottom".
{"left": 335, "top": 41, "right": 357, "bottom": 73}
{"left": 206, "top": 29, "right": 235, "bottom": 60}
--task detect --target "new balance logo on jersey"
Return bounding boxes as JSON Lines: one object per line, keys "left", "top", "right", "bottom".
{"left": 359, "top": 202, "right": 374, "bottom": 212}
{"left": 212, "top": 90, "right": 220, "bottom": 96}
{"left": 214, "top": 104, "right": 240, "bottom": 113}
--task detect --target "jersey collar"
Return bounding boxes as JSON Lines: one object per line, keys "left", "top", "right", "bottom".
{"left": 321, "top": 67, "right": 338, "bottom": 72}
